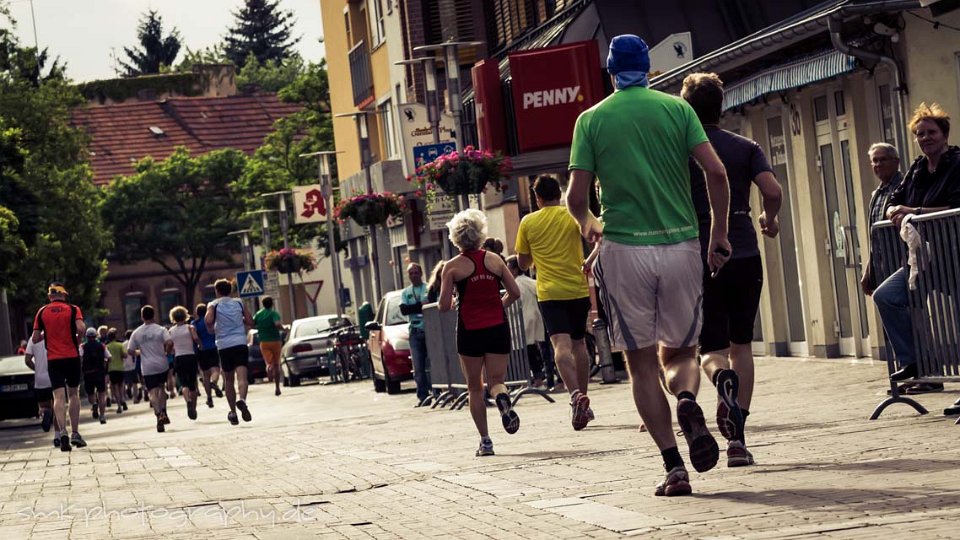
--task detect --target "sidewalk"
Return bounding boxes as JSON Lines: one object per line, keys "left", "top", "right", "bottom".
{"left": 0, "top": 356, "right": 957, "bottom": 539}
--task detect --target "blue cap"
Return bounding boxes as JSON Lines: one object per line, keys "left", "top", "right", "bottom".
{"left": 606, "top": 34, "right": 650, "bottom": 75}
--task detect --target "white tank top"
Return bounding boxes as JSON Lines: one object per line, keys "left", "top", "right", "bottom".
{"left": 212, "top": 297, "right": 247, "bottom": 349}
{"left": 169, "top": 324, "right": 195, "bottom": 357}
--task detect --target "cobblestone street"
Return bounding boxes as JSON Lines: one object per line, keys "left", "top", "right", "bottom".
{"left": 1, "top": 357, "right": 958, "bottom": 539}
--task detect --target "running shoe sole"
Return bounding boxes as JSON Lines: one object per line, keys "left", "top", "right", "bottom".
{"left": 71, "top": 435, "right": 87, "bottom": 448}
{"left": 476, "top": 446, "right": 495, "bottom": 457}
{"left": 237, "top": 401, "right": 252, "bottom": 422}
{"left": 676, "top": 398, "right": 719, "bottom": 473}
{"left": 727, "top": 442, "right": 755, "bottom": 467}
{"left": 495, "top": 393, "right": 520, "bottom": 435}
{"left": 571, "top": 394, "right": 591, "bottom": 431}
{"left": 60, "top": 433, "right": 71, "bottom": 452}
{"left": 715, "top": 371, "right": 744, "bottom": 442}
{"left": 655, "top": 466, "right": 692, "bottom": 497}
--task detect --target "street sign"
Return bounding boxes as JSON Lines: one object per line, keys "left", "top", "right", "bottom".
{"left": 262, "top": 270, "right": 280, "bottom": 300}
{"left": 304, "top": 280, "right": 324, "bottom": 303}
{"left": 236, "top": 270, "right": 266, "bottom": 298}
{"left": 292, "top": 184, "right": 326, "bottom": 224}
{"left": 428, "top": 195, "right": 456, "bottom": 231}
{"left": 412, "top": 141, "right": 457, "bottom": 169}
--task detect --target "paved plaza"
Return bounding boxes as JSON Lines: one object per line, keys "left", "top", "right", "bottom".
{"left": 0, "top": 356, "right": 958, "bottom": 539}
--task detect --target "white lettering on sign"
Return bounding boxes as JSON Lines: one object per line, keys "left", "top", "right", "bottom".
{"left": 522, "top": 86, "right": 581, "bottom": 110}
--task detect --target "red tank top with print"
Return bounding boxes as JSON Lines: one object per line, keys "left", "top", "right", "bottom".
{"left": 455, "top": 250, "right": 506, "bottom": 330}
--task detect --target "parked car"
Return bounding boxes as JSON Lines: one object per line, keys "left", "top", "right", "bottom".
{"left": 0, "top": 354, "right": 37, "bottom": 421}
{"left": 280, "top": 314, "right": 353, "bottom": 386}
{"left": 246, "top": 330, "right": 268, "bottom": 384}
{"left": 365, "top": 290, "right": 412, "bottom": 394}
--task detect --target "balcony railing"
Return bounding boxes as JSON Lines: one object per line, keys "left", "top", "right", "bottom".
{"left": 349, "top": 40, "right": 374, "bottom": 106}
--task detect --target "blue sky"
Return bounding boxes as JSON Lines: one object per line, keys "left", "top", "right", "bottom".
{"left": 5, "top": 0, "right": 326, "bottom": 82}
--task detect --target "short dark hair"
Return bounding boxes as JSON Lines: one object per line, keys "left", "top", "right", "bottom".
{"left": 124, "top": 329, "right": 133, "bottom": 339}
{"left": 214, "top": 278, "right": 232, "bottom": 297}
{"left": 195, "top": 303, "right": 207, "bottom": 318}
{"left": 681, "top": 72, "right": 724, "bottom": 126}
{"left": 141, "top": 305, "right": 155, "bottom": 321}
{"left": 533, "top": 176, "right": 561, "bottom": 202}
{"left": 262, "top": 296, "right": 273, "bottom": 309}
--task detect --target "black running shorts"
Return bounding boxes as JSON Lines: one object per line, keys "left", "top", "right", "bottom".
{"left": 218, "top": 345, "right": 249, "bottom": 372}
{"left": 35, "top": 387, "right": 53, "bottom": 403}
{"left": 700, "top": 255, "right": 764, "bottom": 353}
{"left": 143, "top": 372, "right": 167, "bottom": 391}
{"left": 539, "top": 297, "right": 591, "bottom": 340}
{"left": 48, "top": 357, "right": 82, "bottom": 389}
{"left": 108, "top": 371, "right": 125, "bottom": 385}
{"left": 174, "top": 354, "right": 199, "bottom": 391}
{"left": 457, "top": 322, "right": 511, "bottom": 357}
{"left": 197, "top": 348, "right": 220, "bottom": 371}
{"left": 83, "top": 372, "right": 106, "bottom": 394}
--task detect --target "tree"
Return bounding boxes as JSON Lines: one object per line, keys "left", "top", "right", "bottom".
{"left": 0, "top": 6, "right": 110, "bottom": 318}
{"left": 223, "top": 0, "right": 300, "bottom": 68}
{"left": 101, "top": 148, "right": 253, "bottom": 308}
{"left": 119, "top": 10, "right": 181, "bottom": 77}
{"left": 236, "top": 53, "right": 303, "bottom": 93}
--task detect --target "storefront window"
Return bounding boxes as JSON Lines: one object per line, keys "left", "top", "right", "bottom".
{"left": 878, "top": 84, "right": 894, "bottom": 144}
{"left": 159, "top": 289, "right": 181, "bottom": 324}
{"left": 123, "top": 295, "right": 145, "bottom": 331}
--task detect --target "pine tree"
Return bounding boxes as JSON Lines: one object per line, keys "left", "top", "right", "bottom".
{"left": 223, "top": 0, "right": 300, "bottom": 68}
{"left": 119, "top": 10, "right": 182, "bottom": 77}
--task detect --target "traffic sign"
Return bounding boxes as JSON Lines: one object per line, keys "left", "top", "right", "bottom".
{"left": 237, "top": 270, "right": 266, "bottom": 298}
{"left": 412, "top": 141, "right": 456, "bottom": 169}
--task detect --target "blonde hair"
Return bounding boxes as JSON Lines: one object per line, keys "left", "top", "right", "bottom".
{"left": 446, "top": 209, "right": 487, "bottom": 251}
{"left": 908, "top": 102, "right": 950, "bottom": 138}
{"left": 169, "top": 305, "right": 189, "bottom": 324}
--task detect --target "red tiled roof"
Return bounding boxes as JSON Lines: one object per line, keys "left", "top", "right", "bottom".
{"left": 72, "top": 94, "right": 302, "bottom": 185}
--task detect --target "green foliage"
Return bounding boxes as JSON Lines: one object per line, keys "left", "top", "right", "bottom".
{"left": 223, "top": 0, "right": 300, "bottom": 68}
{"left": 119, "top": 10, "right": 182, "bottom": 77}
{"left": 77, "top": 73, "right": 202, "bottom": 103}
{"left": 101, "top": 148, "right": 252, "bottom": 307}
{"left": 236, "top": 53, "right": 303, "bottom": 93}
{"left": 0, "top": 10, "right": 109, "bottom": 313}
{"left": 175, "top": 45, "right": 230, "bottom": 72}
{"left": 0, "top": 205, "right": 25, "bottom": 284}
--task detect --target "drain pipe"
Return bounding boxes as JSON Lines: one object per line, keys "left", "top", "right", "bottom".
{"left": 828, "top": 15, "right": 909, "bottom": 156}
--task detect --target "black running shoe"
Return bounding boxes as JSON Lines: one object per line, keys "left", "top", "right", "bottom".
{"left": 206, "top": 396, "right": 214, "bottom": 408}
{"left": 236, "top": 400, "right": 252, "bottom": 422}
{"left": 60, "top": 433, "right": 71, "bottom": 452}
{"left": 227, "top": 411, "right": 239, "bottom": 425}
{"left": 92, "top": 405, "right": 99, "bottom": 419}
{"left": 157, "top": 418, "right": 165, "bottom": 433}
{"left": 676, "top": 398, "right": 719, "bottom": 473}
{"left": 41, "top": 409, "right": 53, "bottom": 432}
{"left": 213, "top": 384, "right": 223, "bottom": 398}
{"left": 495, "top": 393, "right": 520, "bottom": 435}
{"left": 187, "top": 401, "right": 197, "bottom": 420}
{"left": 122, "top": 401, "right": 128, "bottom": 411}
{"left": 117, "top": 405, "right": 123, "bottom": 414}
{"left": 161, "top": 411, "right": 171, "bottom": 425}
{"left": 70, "top": 433, "right": 87, "bottom": 448}
{"left": 53, "top": 435, "right": 61, "bottom": 449}
{"left": 99, "top": 416, "right": 106, "bottom": 425}
{"left": 715, "top": 370, "right": 745, "bottom": 442}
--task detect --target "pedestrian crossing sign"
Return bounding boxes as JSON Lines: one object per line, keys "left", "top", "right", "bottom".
{"left": 237, "top": 270, "right": 266, "bottom": 298}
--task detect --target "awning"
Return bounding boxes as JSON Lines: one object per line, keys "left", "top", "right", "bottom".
{"left": 722, "top": 48, "right": 857, "bottom": 110}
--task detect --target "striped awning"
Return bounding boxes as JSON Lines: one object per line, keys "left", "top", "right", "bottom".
{"left": 722, "top": 49, "right": 858, "bottom": 111}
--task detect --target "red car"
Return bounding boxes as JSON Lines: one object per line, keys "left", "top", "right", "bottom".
{"left": 365, "top": 290, "right": 412, "bottom": 394}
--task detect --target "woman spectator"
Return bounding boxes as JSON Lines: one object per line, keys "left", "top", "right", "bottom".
{"left": 878, "top": 102, "right": 960, "bottom": 383}
{"left": 439, "top": 209, "right": 521, "bottom": 457}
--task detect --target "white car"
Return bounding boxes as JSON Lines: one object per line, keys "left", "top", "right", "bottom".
{"left": 279, "top": 314, "right": 352, "bottom": 386}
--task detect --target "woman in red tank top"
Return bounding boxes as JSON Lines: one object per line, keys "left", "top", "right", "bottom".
{"left": 439, "top": 209, "right": 521, "bottom": 457}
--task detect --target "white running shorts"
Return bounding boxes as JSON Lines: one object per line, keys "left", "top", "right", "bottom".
{"left": 593, "top": 239, "right": 703, "bottom": 350}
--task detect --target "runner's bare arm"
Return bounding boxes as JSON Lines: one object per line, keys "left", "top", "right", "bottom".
{"left": 24, "top": 353, "right": 35, "bottom": 371}
{"left": 497, "top": 257, "right": 521, "bottom": 309}
{"left": 691, "top": 142, "right": 731, "bottom": 272}
{"left": 438, "top": 262, "right": 456, "bottom": 312}
{"left": 517, "top": 252, "right": 534, "bottom": 272}
{"left": 190, "top": 325, "right": 201, "bottom": 346}
{"left": 566, "top": 169, "right": 603, "bottom": 243}
{"left": 204, "top": 304, "right": 216, "bottom": 327}
{"left": 31, "top": 329, "right": 42, "bottom": 343}
{"left": 753, "top": 171, "right": 782, "bottom": 238}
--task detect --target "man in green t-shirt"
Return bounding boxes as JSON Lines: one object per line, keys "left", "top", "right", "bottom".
{"left": 253, "top": 297, "right": 284, "bottom": 397}
{"left": 567, "top": 34, "right": 731, "bottom": 497}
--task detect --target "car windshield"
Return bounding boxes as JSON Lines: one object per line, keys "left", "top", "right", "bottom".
{"left": 294, "top": 317, "right": 349, "bottom": 338}
{"left": 383, "top": 295, "right": 408, "bottom": 326}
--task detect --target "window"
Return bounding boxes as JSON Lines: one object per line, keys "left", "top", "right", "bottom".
{"left": 369, "top": 0, "right": 386, "bottom": 46}
{"left": 344, "top": 9, "right": 352, "bottom": 46}
{"left": 834, "top": 90, "right": 846, "bottom": 117}
{"left": 878, "top": 84, "right": 894, "bottom": 144}
{"left": 378, "top": 99, "right": 398, "bottom": 158}
{"left": 123, "top": 294, "right": 145, "bottom": 331}
{"left": 813, "top": 96, "right": 829, "bottom": 122}
{"left": 159, "top": 289, "right": 181, "bottom": 324}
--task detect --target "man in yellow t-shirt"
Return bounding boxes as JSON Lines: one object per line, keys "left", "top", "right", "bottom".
{"left": 516, "top": 176, "right": 593, "bottom": 431}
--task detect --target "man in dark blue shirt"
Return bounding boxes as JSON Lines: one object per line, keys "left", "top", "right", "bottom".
{"left": 861, "top": 143, "right": 903, "bottom": 296}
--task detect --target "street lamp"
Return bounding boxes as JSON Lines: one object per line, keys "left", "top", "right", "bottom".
{"left": 226, "top": 229, "right": 254, "bottom": 271}
{"left": 244, "top": 209, "right": 277, "bottom": 268}
{"left": 299, "top": 150, "right": 346, "bottom": 319}
{"left": 394, "top": 57, "right": 442, "bottom": 144}
{"left": 334, "top": 111, "right": 383, "bottom": 303}
{"left": 261, "top": 191, "right": 298, "bottom": 320}
{"left": 414, "top": 40, "right": 483, "bottom": 210}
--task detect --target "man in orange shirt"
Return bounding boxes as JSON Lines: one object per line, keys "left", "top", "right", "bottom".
{"left": 32, "top": 282, "right": 87, "bottom": 452}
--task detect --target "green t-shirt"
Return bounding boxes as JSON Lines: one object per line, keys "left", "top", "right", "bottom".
{"left": 253, "top": 308, "right": 282, "bottom": 342}
{"left": 106, "top": 341, "right": 125, "bottom": 372}
{"left": 569, "top": 86, "right": 708, "bottom": 246}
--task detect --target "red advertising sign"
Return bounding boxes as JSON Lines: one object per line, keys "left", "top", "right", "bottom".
{"left": 471, "top": 58, "right": 507, "bottom": 153}
{"left": 508, "top": 40, "right": 603, "bottom": 153}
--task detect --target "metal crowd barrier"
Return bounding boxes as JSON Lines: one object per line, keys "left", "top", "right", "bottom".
{"left": 870, "top": 208, "right": 960, "bottom": 422}
{"left": 421, "top": 299, "right": 554, "bottom": 412}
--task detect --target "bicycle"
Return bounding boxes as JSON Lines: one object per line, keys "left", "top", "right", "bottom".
{"left": 331, "top": 326, "right": 369, "bottom": 383}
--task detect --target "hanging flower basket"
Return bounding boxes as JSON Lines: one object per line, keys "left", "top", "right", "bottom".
{"left": 408, "top": 145, "right": 511, "bottom": 198}
{"left": 264, "top": 248, "right": 317, "bottom": 274}
{"left": 333, "top": 192, "right": 405, "bottom": 227}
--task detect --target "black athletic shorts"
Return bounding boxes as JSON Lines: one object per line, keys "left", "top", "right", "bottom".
{"left": 700, "top": 255, "right": 764, "bottom": 353}
{"left": 108, "top": 371, "right": 125, "bottom": 385}
{"left": 35, "top": 387, "right": 53, "bottom": 403}
{"left": 539, "top": 297, "right": 591, "bottom": 340}
{"left": 197, "top": 348, "right": 220, "bottom": 371}
{"left": 174, "top": 355, "right": 199, "bottom": 391}
{"left": 218, "top": 345, "right": 249, "bottom": 372}
{"left": 143, "top": 372, "right": 167, "bottom": 391}
{"left": 48, "top": 357, "right": 82, "bottom": 389}
{"left": 83, "top": 372, "right": 106, "bottom": 394}
{"left": 457, "top": 322, "right": 511, "bottom": 357}
{"left": 123, "top": 370, "right": 137, "bottom": 384}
